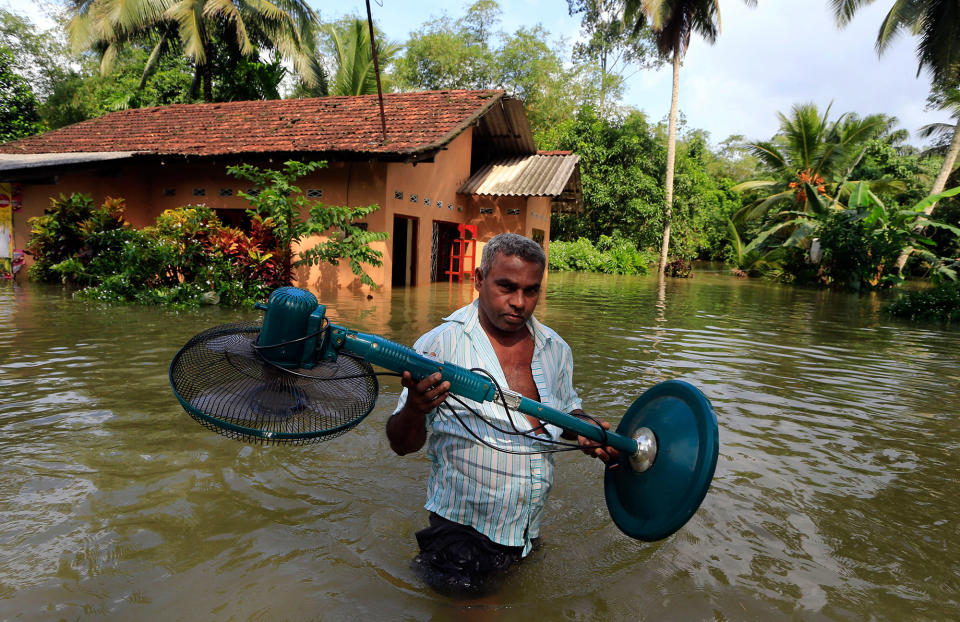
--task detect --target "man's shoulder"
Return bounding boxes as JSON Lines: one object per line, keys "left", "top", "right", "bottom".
{"left": 413, "top": 302, "right": 477, "bottom": 351}
{"left": 530, "top": 316, "right": 572, "bottom": 353}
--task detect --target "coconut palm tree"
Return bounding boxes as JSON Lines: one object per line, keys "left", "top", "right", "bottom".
{"left": 67, "top": 0, "right": 323, "bottom": 102}
{"left": 623, "top": 0, "right": 756, "bottom": 274}
{"left": 917, "top": 84, "right": 960, "bottom": 204}
{"left": 832, "top": 0, "right": 960, "bottom": 269}
{"left": 325, "top": 18, "right": 400, "bottom": 97}
{"left": 733, "top": 102, "right": 902, "bottom": 221}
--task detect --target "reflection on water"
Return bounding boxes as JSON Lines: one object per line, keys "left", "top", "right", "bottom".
{"left": 1, "top": 274, "right": 958, "bottom": 620}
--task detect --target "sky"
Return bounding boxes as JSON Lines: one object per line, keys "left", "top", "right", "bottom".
{"left": 6, "top": 0, "right": 946, "bottom": 148}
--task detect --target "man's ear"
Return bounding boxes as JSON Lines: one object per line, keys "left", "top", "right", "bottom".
{"left": 474, "top": 267, "right": 483, "bottom": 291}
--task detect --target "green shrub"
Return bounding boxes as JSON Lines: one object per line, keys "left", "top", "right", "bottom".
{"left": 548, "top": 235, "right": 654, "bottom": 275}
{"left": 885, "top": 282, "right": 960, "bottom": 322}
{"left": 76, "top": 208, "right": 275, "bottom": 308}
{"left": 26, "top": 193, "right": 127, "bottom": 283}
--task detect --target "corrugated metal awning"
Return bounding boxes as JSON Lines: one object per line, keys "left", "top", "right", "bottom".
{"left": 459, "top": 153, "right": 580, "bottom": 197}
{"left": 0, "top": 151, "right": 146, "bottom": 172}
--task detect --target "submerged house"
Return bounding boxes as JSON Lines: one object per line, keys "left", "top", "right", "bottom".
{"left": 0, "top": 90, "right": 581, "bottom": 291}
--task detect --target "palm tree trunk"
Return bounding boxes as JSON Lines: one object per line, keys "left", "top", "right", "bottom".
{"left": 927, "top": 118, "right": 960, "bottom": 203}
{"left": 202, "top": 61, "right": 213, "bottom": 102}
{"left": 658, "top": 47, "right": 681, "bottom": 274}
{"left": 895, "top": 117, "right": 960, "bottom": 273}
{"left": 189, "top": 66, "right": 201, "bottom": 100}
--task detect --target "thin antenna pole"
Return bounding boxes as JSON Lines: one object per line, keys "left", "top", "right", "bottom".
{"left": 365, "top": 0, "right": 387, "bottom": 143}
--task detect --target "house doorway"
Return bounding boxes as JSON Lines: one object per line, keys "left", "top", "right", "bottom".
{"left": 432, "top": 221, "right": 462, "bottom": 282}
{"left": 392, "top": 215, "right": 418, "bottom": 287}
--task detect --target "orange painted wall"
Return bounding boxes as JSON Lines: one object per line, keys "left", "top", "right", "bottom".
{"left": 459, "top": 194, "right": 552, "bottom": 268}
{"left": 384, "top": 128, "right": 474, "bottom": 287}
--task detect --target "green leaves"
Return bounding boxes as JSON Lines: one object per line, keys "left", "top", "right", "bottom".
{"left": 0, "top": 46, "right": 45, "bottom": 142}
{"left": 67, "top": 0, "right": 323, "bottom": 101}
{"left": 326, "top": 18, "right": 400, "bottom": 96}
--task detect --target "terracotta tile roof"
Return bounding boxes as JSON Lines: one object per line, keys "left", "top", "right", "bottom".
{"left": 0, "top": 90, "right": 504, "bottom": 158}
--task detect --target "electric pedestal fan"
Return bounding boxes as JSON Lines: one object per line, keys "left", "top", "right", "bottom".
{"left": 170, "top": 287, "right": 718, "bottom": 542}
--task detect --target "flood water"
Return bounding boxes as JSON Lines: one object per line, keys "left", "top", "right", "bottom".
{"left": 1, "top": 272, "right": 958, "bottom": 620}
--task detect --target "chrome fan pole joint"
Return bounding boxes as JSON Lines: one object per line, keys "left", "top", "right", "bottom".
{"left": 628, "top": 427, "right": 657, "bottom": 472}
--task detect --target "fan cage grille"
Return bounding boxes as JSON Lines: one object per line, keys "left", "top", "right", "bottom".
{"left": 170, "top": 323, "right": 379, "bottom": 445}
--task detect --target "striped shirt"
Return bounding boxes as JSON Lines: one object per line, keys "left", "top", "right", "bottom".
{"left": 394, "top": 300, "right": 582, "bottom": 555}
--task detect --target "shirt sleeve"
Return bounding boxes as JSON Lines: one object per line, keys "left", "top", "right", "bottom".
{"left": 554, "top": 340, "right": 582, "bottom": 414}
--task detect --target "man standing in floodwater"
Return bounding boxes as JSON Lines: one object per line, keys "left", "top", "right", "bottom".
{"left": 387, "top": 232, "right": 617, "bottom": 596}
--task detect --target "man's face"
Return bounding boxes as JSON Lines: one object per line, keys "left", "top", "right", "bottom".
{"left": 475, "top": 253, "right": 544, "bottom": 334}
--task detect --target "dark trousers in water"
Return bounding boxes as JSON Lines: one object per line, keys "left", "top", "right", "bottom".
{"left": 413, "top": 513, "right": 531, "bottom": 597}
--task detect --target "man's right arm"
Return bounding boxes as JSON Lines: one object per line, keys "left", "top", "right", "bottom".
{"left": 386, "top": 371, "right": 450, "bottom": 455}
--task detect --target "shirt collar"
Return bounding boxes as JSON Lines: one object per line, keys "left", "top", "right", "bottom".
{"left": 443, "top": 300, "right": 550, "bottom": 350}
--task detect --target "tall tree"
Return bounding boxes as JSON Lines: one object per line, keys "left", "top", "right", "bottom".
{"left": 0, "top": 46, "right": 45, "bottom": 142}
{"left": 568, "top": 0, "right": 656, "bottom": 116}
{"left": 624, "top": 0, "right": 756, "bottom": 274}
{"left": 67, "top": 0, "right": 324, "bottom": 102}
{"left": 496, "top": 25, "right": 576, "bottom": 137}
{"left": 0, "top": 7, "right": 73, "bottom": 100}
{"left": 393, "top": 1, "right": 582, "bottom": 138}
{"left": 919, "top": 85, "right": 960, "bottom": 188}
{"left": 832, "top": 0, "right": 960, "bottom": 268}
{"left": 394, "top": 1, "right": 500, "bottom": 91}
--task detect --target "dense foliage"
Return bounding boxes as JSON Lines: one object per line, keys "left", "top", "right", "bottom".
{"left": 26, "top": 194, "right": 280, "bottom": 307}
{"left": 541, "top": 107, "right": 741, "bottom": 261}
{"left": 67, "top": 0, "right": 323, "bottom": 102}
{"left": 0, "top": 47, "right": 44, "bottom": 142}
{"left": 728, "top": 182, "right": 960, "bottom": 289}
{"left": 548, "top": 235, "right": 656, "bottom": 274}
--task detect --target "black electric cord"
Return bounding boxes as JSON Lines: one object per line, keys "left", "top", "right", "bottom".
{"left": 468, "top": 366, "right": 611, "bottom": 451}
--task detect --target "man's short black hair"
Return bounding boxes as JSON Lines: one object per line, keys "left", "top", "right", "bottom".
{"left": 479, "top": 233, "right": 546, "bottom": 277}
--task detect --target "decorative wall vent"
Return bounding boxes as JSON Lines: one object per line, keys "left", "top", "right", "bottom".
{"left": 307, "top": 189, "right": 323, "bottom": 198}
{"left": 246, "top": 188, "right": 259, "bottom": 197}
{"left": 163, "top": 188, "right": 176, "bottom": 197}
{"left": 410, "top": 194, "right": 418, "bottom": 202}
{"left": 506, "top": 208, "right": 520, "bottom": 215}
{"left": 479, "top": 207, "right": 494, "bottom": 215}
{"left": 424, "top": 197, "right": 431, "bottom": 205}
{"left": 192, "top": 188, "right": 206, "bottom": 197}
{"left": 219, "top": 188, "right": 233, "bottom": 197}
{"left": 394, "top": 191, "right": 403, "bottom": 200}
